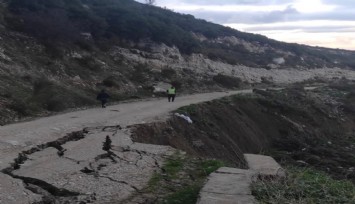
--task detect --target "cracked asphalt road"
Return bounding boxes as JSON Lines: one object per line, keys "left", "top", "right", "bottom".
{"left": 0, "top": 90, "right": 251, "bottom": 203}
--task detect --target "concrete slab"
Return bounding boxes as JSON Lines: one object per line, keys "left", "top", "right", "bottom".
{"left": 12, "top": 130, "right": 172, "bottom": 203}
{"left": 197, "top": 192, "right": 256, "bottom": 204}
{"left": 12, "top": 149, "right": 150, "bottom": 202}
{"left": 244, "top": 154, "right": 286, "bottom": 177}
{"left": 62, "top": 131, "right": 113, "bottom": 161}
{"left": 13, "top": 147, "right": 85, "bottom": 182}
{"left": 200, "top": 172, "right": 252, "bottom": 195}
{"left": 216, "top": 167, "right": 252, "bottom": 175}
{"left": 130, "top": 143, "right": 176, "bottom": 156}
{"left": 0, "top": 172, "right": 42, "bottom": 204}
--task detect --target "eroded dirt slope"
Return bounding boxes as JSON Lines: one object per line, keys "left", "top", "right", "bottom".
{"left": 132, "top": 81, "right": 355, "bottom": 182}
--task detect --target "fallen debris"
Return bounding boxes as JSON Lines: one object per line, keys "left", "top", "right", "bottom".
{"left": 174, "top": 113, "right": 193, "bottom": 124}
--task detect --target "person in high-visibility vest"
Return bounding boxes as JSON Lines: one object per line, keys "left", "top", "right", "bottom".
{"left": 167, "top": 86, "right": 176, "bottom": 102}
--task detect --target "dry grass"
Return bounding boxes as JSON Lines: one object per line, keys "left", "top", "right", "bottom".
{"left": 252, "top": 167, "right": 355, "bottom": 204}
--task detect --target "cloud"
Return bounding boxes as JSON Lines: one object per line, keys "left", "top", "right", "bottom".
{"left": 189, "top": 7, "right": 355, "bottom": 24}
{"left": 321, "top": 0, "right": 355, "bottom": 7}
{"left": 226, "top": 20, "right": 355, "bottom": 32}
{"left": 135, "top": 0, "right": 355, "bottom": 50}
{"left": 157, "top": 0, "right": 293, "bottom": 6}
{"left": 153, "top": 0, "right": 352, "bottom": 24}
{"left": 261, "top": 31, "right": 355, "bottom": 50}
{"left": 244, "top": 25, "right": 355, "bottom": 33}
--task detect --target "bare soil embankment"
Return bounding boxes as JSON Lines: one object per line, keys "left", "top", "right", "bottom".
{"left": 132, "top": 80, "right": 355, "bottom": 182}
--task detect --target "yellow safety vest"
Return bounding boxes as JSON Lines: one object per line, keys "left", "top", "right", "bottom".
{"left": 168, "top": 88, "right": 176, "bottom": 94}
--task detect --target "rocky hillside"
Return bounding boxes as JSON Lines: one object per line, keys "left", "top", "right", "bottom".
{"left": 1, "top": 0, "right": 355, "bottom": 125}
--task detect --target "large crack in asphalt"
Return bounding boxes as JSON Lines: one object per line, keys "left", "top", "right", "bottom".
{"left": 2, "top": 130, "right": 87, "bottom": 173}
{"left": 130, "top": 149, "right": 163, "bottom": 169}
{"left": 89, "top": 149, "right": 163, "bottom": 194}
{"left": 78, "top": 158, "right": 141, "bottom": 194}
{"left": 98, "top": 175, "right": 139, "bottom": 192}
{"left": 1, "top": 130, "right": 88, "bottom": 202}
{"left": 8, "top": 173, "right": 80, "bottom": 197}
{"left": 1, "top": 124, "right": 166, "bottom": 203}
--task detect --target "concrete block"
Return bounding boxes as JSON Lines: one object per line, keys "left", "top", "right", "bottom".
{"left": 216, "top": 167, "right": 250, "bottom": 175}
{"left": 197, "top": 192, "right": 256, "bottom": 204}
{"left": 201, "top": 172, "right": 252, "bottom": 195}
{"left": 244, "top": 154, "right": 285, "bottom": 177}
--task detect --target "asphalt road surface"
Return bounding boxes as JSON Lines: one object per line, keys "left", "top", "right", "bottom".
{"left": 0, "top": 90, "right": 252, "bottom": 203}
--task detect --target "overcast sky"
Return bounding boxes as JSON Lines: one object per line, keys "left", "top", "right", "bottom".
{"left": 135, "top": 0, "right": 355, "bottom": 50}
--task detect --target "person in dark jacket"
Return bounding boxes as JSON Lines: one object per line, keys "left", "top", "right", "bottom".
{"left": 96, "top": 89, "right": 110, "bottom": 108}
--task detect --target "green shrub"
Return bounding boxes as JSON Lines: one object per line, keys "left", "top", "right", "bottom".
{"left": 4, "top": 84, "right": 38, "bottom": 116}
{"left": 161, "top": 68, "right": 176, "bottom": 79}
{"left": 213, "top": 74, "right": 242, "bottom": 88}
{"left": 260, "top": 76, "right": 273, "bottom": 84}
{"left": 8, "top": 99, "right": 37, "bottom": 116}
{"left": 33, "top": 79, "right": 96, "bottom": 112}
{"left": 75, "top": 39, "right": 95, "bottom": 51}
{"left": 130, "top": 63, "right": 152, "bottom": 83}
{"left": 46, "top": 97, "right": 66, "bottom": 112}
{"left": 163, "top": 154, "right": 185, "bottom": 178}
{"left": 33, "top": 78, "right": 53, "bottom": 94}
{"left": 176, "top": 104, "right": 198, "bottom": 115}
{"left": 0, "top": 2, "right": 5, "bottom": 25}
{"left": 76, "top": 56, "right": 100, "bottom": 72}
{"left": 171, "top": 80, "right": 182, "bottom": 90}
{"left": 163, "top": 185, "right": 200, "bottom": 204}
{"left": 102, "top": 76, "right": 119, "bottom": 88}
{"left": 198, "top": 160, "right": 224, "bottom": 176}
{"left": 146, "top": 152, "right": 224, "bottom": 204}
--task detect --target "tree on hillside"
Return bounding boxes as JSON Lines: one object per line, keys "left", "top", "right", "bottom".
{"left": 145, "top": 0, "right": 156, "bottom": 6}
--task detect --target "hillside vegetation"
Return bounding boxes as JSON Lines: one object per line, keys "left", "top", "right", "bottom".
{"left": 4, "top": 0, "right": 355, "bottom": 68}
{"left": 1, "top": 0, "right": 355, "bottom": 124}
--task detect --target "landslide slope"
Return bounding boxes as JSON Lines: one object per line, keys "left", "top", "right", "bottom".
{"left": 133, "top": 81, "right": 355, "bottom": 182}
{"left": 1, "top": 0, "right": 355, "bottom": 124}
